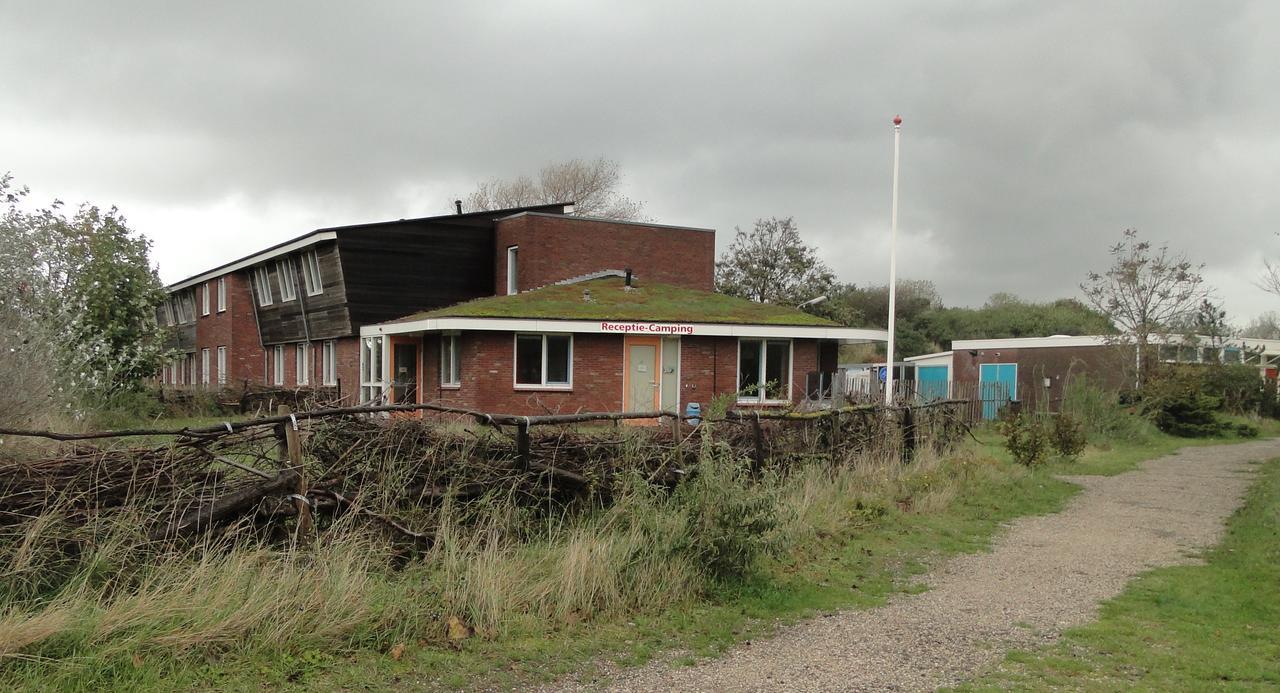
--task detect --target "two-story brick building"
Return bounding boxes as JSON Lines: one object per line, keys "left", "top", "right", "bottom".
{"left": 159, "top": 204, "right": 728, "bottom": 403}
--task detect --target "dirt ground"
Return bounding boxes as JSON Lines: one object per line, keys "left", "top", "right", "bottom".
{"left": 553, "top": 439, "right": 1280, "bottom": 692}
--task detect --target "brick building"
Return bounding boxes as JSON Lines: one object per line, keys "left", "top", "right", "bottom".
{"left": 360, "top": 274, "right": 886, "bottom": 416}
{"left": 158, "top": 204, "right": 885, "bottom": 413}
{"left": 159, "top": 204, "right": 721, "bottom": 400}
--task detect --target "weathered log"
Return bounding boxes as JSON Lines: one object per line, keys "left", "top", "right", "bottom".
{"left": 150, "top": 470, "right": 299, "bottom": 541}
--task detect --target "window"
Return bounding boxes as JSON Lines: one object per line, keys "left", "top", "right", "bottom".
{"left": 187, "top": 354, "right": 196, "bottom": 384}
{"left": 360, "top": 337, "right": 384, "bottom": 403}
{"left": 277, "top": 260, "right": 298, "bottom": 302}
{"left": 441, "top": 335, "right": 461, "bottom": 387}
{"left": 253, "top": 267, "right": 273, "bottom": 306}
{"left": 217, "top": 277, "right": 227, "bottom": 312}
{"left": 273, "top": 345, "right": 285, "bottom": 386}
{"left": 301, "top": 251, "right": 323, "bottom": 296}
{"left": 180, "top": 292, "right": 195, "bottom": 322}
{"left": 322, "top": 340, "right": 337, "bottom": 386}
{"left": 514, "top": 334, "right": 571, "bottom": 388}
{"left": 201, "top": 282, "right": 211, "bottom": 316}
{"left": 160, "top": 300, "right": 175, "bottom": 326}
{"left": 296, "top": 343, "right": 310, "bottom": 386}
{"left": 737, "top": 339, "right": 792, "bottom": 403}
{"left": 217, "top": 346, "right": 228, "bottom": 385}
{"left": 506, "top": 246, "right": 518, "bottom": 295}
{"left": 201, "top": 348, "right": 211, "bottom": 385}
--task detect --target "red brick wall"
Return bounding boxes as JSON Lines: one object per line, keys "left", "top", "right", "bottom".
{"left": 952, "top": 344, "right": 1128, "bottom": 410}
{"left": 409, "top": 332, "right": 820, "bottom": 416}
{"left": 493, "top": 214, "right": 715, "bottom": 294}
{"left": 193, "top": 272, "right": 264, "bottom": 388}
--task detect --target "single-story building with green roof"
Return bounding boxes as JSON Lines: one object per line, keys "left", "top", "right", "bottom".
{"left": 357, "top": 271, "right": 888, "bottom": 416}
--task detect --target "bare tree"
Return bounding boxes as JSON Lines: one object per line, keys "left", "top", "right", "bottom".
{"left": 461, "top": 157, "right": 646, "bottom": 220}
{"left": 1242, "top": 310, "right": 1280, "bottom": 339}
{"left": 1080, "top": 228, "right": 1209, "bottom": 388}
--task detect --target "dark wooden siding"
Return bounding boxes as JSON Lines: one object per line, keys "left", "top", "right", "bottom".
{"left": 338, "top": 219, "right": 495, "bottom": 327}
{"left": 253, "top": 241, "right": 354, "bottom": 345}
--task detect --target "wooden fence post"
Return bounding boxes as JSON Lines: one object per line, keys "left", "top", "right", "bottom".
{"left": 278, "top": 404, "right": 313, "bottom": 545}
{"left": 751, "top": 414, "right": 765, "bottom": 477}
{"left": 901, "top": 405, "right": 916, "bottom": 463}
{"left": 516, "top": 418, "right": 531, "bottom": 471}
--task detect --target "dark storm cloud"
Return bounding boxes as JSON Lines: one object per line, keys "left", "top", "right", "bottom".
{"left": 1, "top": 1, "right": 1276, "bottom": 317}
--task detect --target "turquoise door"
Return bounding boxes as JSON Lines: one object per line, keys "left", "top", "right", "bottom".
{"left": 917, "top": 366, "right": 949, "bottom": 401}
{"left": 979, "top": 363, "right": 1017, "bottom": 420}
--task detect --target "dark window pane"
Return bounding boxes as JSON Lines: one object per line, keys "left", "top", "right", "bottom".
{"left": 546, "top": 335, "right": 571, "bottom": 384}
{"left": 739, "top": 340, "right": 762, "bottom": 398}
{"left": 516, "top": 335, "right": 542, "bottom": 384}
{"left": 765, "top": 340, "right": 790, "bottom": 400}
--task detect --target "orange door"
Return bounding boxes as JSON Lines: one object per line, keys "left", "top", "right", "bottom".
{"left": 622, "top": 336, "right": 662, "bottom": 423}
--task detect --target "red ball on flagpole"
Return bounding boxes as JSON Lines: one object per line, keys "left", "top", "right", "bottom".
{"left": 893, "top": 114, "right": 902, "bottom": 126}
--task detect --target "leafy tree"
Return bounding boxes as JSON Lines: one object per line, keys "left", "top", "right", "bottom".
{"left": 715, "top": 217, "right": 837, "bottom": 306}
{"left": 1080, "top": 228, "right": 1208, "bottom": 389}
{"left": 0, "top": 173, "right": 166, "bottom": 422}
{"left": 917, "top": 295, "right": 1113, "bottom": 351}
{"left": 461, "top": 157, "right": 645, "bottom": 220}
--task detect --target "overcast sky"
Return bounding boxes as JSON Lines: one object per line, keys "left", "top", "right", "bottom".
{"left": 2, "top": 1, "right": 1277, "bottom": 322}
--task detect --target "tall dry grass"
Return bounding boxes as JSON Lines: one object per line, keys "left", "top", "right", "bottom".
{"left": 0, "top": 422, "right": 991, "bottom": 687}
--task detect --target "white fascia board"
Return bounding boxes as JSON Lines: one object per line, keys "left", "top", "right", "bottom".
{"left": 362, "top": 318, "right": 888, "bottom": 343}
{"left": 904, "top": 350, "right": 953, "bottom": 362}
{"left": 165, "top": 231, "right": 338, "bottom": 292}
{"left": 952, "top": 336, "right": 1110, "bottom": 350}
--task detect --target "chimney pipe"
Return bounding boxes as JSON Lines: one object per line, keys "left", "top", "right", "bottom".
{"left": 454, "top": 199, "right": 463, "bottom": 215}
{"left": 624, "top": 268, "right": 633, "bottom": 287}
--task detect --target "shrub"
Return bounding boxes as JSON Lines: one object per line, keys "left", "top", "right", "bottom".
{"left": 1235, "top": 423, "right": 1260, "bottom": 438}
{"left": 1049, "top": 413, "right": 1088, "bottom": 459}
{"left": 1202, "top": 364, "right": 1264, "bottom": 414}
{"left": 1142, "top": 366, "right": 1229, "bottom": 438}
{"left": 1263, "top": 379, "right": 1279, "bottom": 420}
{"left": 1061, "top": 377, "right": 1156, "bottom": 443}
{"left": 998, "top": 413, "right": 1050, "bottom": 466}
{"left": 670, "top": 441, "right": 778, "bottom": 580}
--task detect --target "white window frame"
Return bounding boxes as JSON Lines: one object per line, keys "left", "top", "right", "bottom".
{"left": 506, "top": 246, "right": 519, "bottom": 295}
{"left": 201, "top": 348, "right": 211, "bottom": 385}
{"left": 217, "top": 277, "right": 227, "bottom": 313}
{"left": 301, "top": 250, "right": 324, "bottom": 296}
{"left": 322, "top": 340, "right": 337, "bottom": 386}
{"left": 296, "top": 343, "right": 310, "bottom": 386}
{"left": 217, "top": 346, "right": 228, "bottom": 385}
{"left": 201, "top": 282, "right": 211, "bottom": 316}
{"left": 441, "top": 334, "right": 461, "bottom": 387}
{"left": 735, "top": 338, "right": 793, "bottom": 404}
{"left": 513, "top": 333, "right": 572, "bottom": 390}
{"left": 273, "top": 345, "right": 285, "bottom": 386}
{"left": 360, "top": 336, "right": 385, "bottom": 403}
{"left": 253, "top": 267, "right": 273, "bottom": 306}
{"left": 161, "top": 300, "right": 176, "bottom": 326}
{"left": 276, "top": 259, "right": 298, "bottom": 302}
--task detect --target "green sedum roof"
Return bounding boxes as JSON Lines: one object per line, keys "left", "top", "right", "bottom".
{"left": 387, "top": 277, "right": 840, "bottom": 327}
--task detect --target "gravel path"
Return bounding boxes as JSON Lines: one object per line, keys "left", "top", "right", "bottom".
{"left": 555, "top": 439, "right": 1280, "bottom": 692}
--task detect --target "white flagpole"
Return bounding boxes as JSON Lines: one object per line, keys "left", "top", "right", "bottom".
{"left": 884, "top": 115, "right": 902, "bottom": 406}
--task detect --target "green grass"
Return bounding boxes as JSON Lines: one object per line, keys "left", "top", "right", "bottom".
{"left": 391, "top": 276, "right": 840, "bottom": 326}
{"left": 963, "top": 456, "right": 1280, "bottom": 691}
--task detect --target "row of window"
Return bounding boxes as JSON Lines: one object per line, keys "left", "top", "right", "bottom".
{"left": 357, "top": 335, "right": 793, "bottom": 404}
{"left": 270, "top": 341, "right": 339, "bottom": 387}
{"left": 160, "top": 341, "right": 339, "bottom": 388}
{"left": 253, "top": 250, "right": 324, "bottom": 307}
{"left": 160, "top": 292, "right": 196, "bottom": 326}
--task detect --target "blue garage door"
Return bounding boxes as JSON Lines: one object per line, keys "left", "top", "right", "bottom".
{"left": 979, "top": 363, "right": 1017, "bottom": 420}
{"left": 917, "top": 365, "right": 949, "bottom": 401}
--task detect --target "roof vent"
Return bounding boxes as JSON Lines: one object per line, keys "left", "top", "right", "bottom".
{"left": 624, "top": 268, "right": 633, "bottom": 288}
{"left": 455, "top": 199, "right": 463, "bottom": 215}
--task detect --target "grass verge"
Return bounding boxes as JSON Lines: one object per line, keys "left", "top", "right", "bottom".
{"left": 963, "top": 457, "right": 1280, "bottom": 691}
